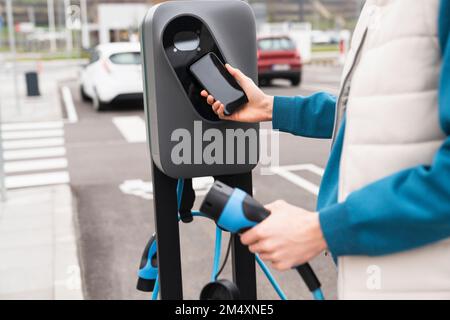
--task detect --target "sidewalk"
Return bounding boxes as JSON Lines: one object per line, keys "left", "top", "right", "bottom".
{"left": 0, "top": 58, "right": 84, "bottom": 123}
{"left": 0, "top": 59, "right": 84, "bottom": 299}
{"left": 0, "top": 185, "right": 82, "bottom": 299}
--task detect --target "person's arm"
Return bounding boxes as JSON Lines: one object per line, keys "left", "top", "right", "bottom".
{"left": 272, "top": 93, "right": 336, "bottom": 139}
{"left": 200, "top": 65, "right": 337, "bottom": 139}
{"left": 319, "top": 4, "right": 450, "bottom": 257}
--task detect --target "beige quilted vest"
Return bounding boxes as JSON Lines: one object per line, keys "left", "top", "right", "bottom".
{"left": 336, "top": 0, "right": 450, "bottom": 299}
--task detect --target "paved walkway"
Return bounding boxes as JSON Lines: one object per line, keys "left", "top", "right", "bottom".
{"left": 0, "top": 59, "right": 84, "bottom": 299}
{"left": 0, "top": 185, "right": 82, "bottom": 299}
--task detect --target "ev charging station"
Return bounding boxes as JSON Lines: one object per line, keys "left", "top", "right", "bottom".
{"left": 139, "top": 0, "right": 259, "bottom": 300}
{"left": 138, "top": 0, "right": 322, "bottom": 301}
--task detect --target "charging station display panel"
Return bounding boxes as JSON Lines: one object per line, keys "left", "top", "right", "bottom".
{"left": 141, "top": 0, "right": 259, "bottom": 178}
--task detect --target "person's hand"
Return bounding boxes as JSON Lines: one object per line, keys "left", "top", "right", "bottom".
{"left": 240, "top": 200, "right": 328, "bottom": 271}
{"left": 200, "top": 64, "right": 274, "bottom": 123}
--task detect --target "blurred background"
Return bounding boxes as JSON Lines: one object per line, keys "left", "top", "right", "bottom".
{"left": 0, "top": 0, "right": 364, "bottom": 56}
{"left": 0, "top": 0, "right": 364, "bottom": 300}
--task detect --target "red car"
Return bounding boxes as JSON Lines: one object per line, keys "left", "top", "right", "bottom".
{"left": 257, "top": 36, "right": 302, "bottom": 86}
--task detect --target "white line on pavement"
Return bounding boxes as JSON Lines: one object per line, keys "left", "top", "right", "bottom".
{"left": 1, "top": 137, "right": 65, "bottom": 150}
{"left": 3, "top": 147, "right": 66, "bottom": 161}
{"left": 0, "top": 121, "right": 63, "bottom": 131}
{"left": 273, "top": 163, "right": 325, "bottom": 176}
{"left": 112, "top": 116, "right": 147, "bottom": 143}
{"left": 4, "top": 158, "right": 68, "bottom": 174}
{"left": 270, "top": 163, "right": 325, "bottom": 196}
{"left": 1, "top": 129, "right": 64, "bottom": 140}
{"left": 61, "top": 86, "right": 79, "bottom": 123}
{"left": 271, "top": 166, "right": 320, "bottom": 196}
{"left": 119, "top": 177, "right": 214, "bottom": 200}
{"left": 5, "top": 171, "right": 70, "bottom": 189}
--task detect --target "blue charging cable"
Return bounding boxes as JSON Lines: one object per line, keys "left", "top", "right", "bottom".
{"left": 313, "top": 288, "right": 325, "bottom": 300}
{"left": 212, "top": 227, "right": 223, "bottom": 282}
{"left": 255, "top": 254, "right": 287, "bottom": 300}
{"left": 151, "top": 275, "right": 159, "bottom": 300}
{"left": 151, "top": 178, "right": 324, "bottom": 300}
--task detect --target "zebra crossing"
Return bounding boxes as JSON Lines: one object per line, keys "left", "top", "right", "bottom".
{"left": 1, "top": 121, "right": 70, "bottom": 189}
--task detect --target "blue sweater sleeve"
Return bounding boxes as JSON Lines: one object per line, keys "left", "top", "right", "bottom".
{"left": 319, "top": 2, "right": 450, "bottom": 257}
{"left": 272, "top": 92, "right": 336, "bottom": 139}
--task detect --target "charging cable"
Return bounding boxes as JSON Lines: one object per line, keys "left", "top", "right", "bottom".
{"left": 151, "top": 178, "right": 325, "bottom": 300}
{"left": 211, "top": 227, "right": 222, "bottom": 282}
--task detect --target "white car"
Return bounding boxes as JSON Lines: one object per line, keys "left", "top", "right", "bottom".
{"left": 80, "top": 42, "right": 143, "bottom": 111}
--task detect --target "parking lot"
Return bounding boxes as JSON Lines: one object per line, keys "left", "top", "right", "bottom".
{"left": 61, "top": 64, "right": 342, "bottom": 299}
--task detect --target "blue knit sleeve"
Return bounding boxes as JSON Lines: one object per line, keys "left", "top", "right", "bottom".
{"left": 272, "top": 92, "right": 336, "bottom": 139}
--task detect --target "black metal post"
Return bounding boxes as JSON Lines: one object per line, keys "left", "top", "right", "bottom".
{"left": 152, "top": 164, "right": 257, "bottom": 300}
{"left": 152, "top": 161, "right": 183, "bottom": 300}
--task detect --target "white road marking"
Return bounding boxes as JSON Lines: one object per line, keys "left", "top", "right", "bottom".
{"left": 0, "top": 121, "right": 63, "bottom": 131}
{"left": 270, "top": 163, "right": 324, "bottom": 196}
{"left": 271, "top": 167, "right": 320, "bottom": 196}
{"left": 119, "top": 179, "right": 153, "bottom": 200}
{"left": 119, "top": 177, "right": 215, "bottom": 200}
{"left": 5, "top": 171, "right": 70, "bottom": 189}
{"left": 112, "top": 116, "right": 147, "bottom": 143}
{"left": 1, "top": 121, "right": 71, "bottom": 189}
{"left": 4, "top": 158, "right": 68, "bottom": 174}
{"left": 272, "top": 163, "right": 324, "bottom": 176}
{"left": 3, "top": 147, "right": 66, "bottom": 160}
{"left": 2, "top": 137, "right": 65, "bottom": 150}
{"left": 1, "top": 129, "right": 64, "bottom": 140}
{"left": 61, "top": 86, "right": 79, "bottom": 123}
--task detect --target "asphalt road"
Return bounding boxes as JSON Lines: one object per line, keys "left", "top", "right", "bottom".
{"left": 63, "top": 65, "right": 343, "bottom": 300}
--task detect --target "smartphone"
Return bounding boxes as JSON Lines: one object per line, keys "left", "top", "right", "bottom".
{"left": 189, "top": 52, "right": 248, "bottom": 116}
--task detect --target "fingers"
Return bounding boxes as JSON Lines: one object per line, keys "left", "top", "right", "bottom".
{"left": 258, "top": 253, "right": 275, "bottom": 262}
{"left": 240, "top": 223, "right": 268, "bottom": 246}
{"left": 212, "top": 100, "right": 222, "bottom": 113}
{"left": 214, "top": 102, "right": 233, "bottom": 122}
{"left": 216, "top": 104, "right": 227, "bottom": 119}
{"left": 241, "top": 201, "right": 289, "bottom": 246}
{"left": 248, "top": 239, "right": 278, "bottom": 255}
{"left": 258, "top": 252, "right": 291, "bottom": 271}
{"left": 200, "top": 90, "right": 216, "bottom": 106}
{"left": 206, "top": 95, "right": 215, "bottom": 105}
{"left": 201, "top": 92, "right": 228, "bottom": 119}
{"left": 272, "top": 262, "right": 291, "bottom": 271}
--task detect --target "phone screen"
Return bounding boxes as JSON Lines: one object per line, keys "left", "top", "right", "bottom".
{"left": 189, "top": 53, "right": 248, "bottom": 115}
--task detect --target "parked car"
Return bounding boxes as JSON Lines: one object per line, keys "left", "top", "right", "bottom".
{"left": 80, "top": 42, "right": 143, "bottom": 110}
{"left": 257, "top": 36, "right": 302, "bottom": 86}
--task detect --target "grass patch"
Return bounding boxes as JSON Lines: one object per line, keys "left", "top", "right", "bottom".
{"left": 312, "top": 44, "right": 339, "bottom": 53}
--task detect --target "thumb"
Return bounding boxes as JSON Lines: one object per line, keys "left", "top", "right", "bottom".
{"left": 225, "top": 64, "right": 247, "bottom": 85}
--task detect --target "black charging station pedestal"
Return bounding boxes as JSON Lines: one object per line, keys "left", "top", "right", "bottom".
{"left": 152, "top": 166, "right": 256, "bottom": 299}
{"left": 141, "top": 0, "right": 259, "bottom": 300}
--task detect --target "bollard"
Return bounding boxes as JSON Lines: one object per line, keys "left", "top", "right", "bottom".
{"left": 25, "top": 71, "right": 41, "bottom": 97}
